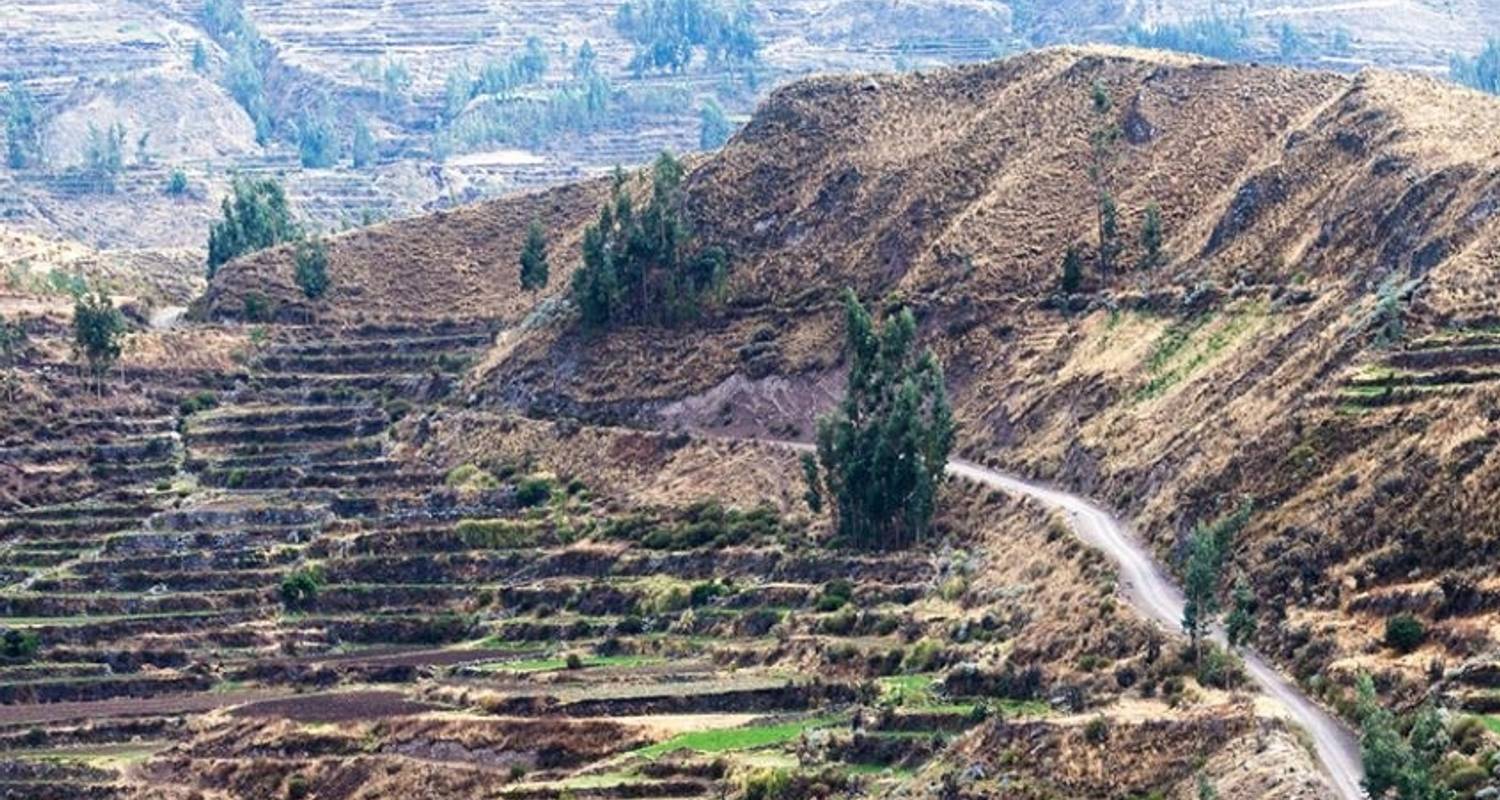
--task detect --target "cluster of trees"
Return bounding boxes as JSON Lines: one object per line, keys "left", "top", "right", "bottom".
{"left": 436, "top": 42, "right": 612, "bottom": 156}
{"left": 206, "top": 176, "right": 330, "bottom": 304}
{"left": 570, "top": 154, "right": 728, "bottom": 328}
{"left": 203, "top": 0, "right": 274, "bottom": 143}
{"left": 206, "top": 176, "right": 299, "bottom": 278}
{"left": 1357, "top": 676, "right": 1459, "bottom": 800}
{"left": 1065, "top": 82, "right": 1166, "bottom": 292}
{"left": 444, "top": 38, "right": 551, "bottom": 120}
{"left": 3, "top": 83, "right": 41, "bottom": 169}
{"left": 353, "top": 56, "right": 411, "bottom": 113}
{"left": 1179, "top": 502, "right": 1254, "bottom": 659}
{"left": 296, "top": 107, "right": 337, "bottom": 168}
{"left": 294, "top": 104, "right": 377, "bottom": 169}
{"left": 1451, "top": 39, "right": 1500, "bottom": 94}
{"left": 1126, "top": 13, "right": 1250, "bottom": 61}
{"left": 72, "top": 287, "right": 125, "bottom": 395}
{"left": 1127, "top": 14, "right": 1352, "bottom": 65}
{"left": 803, "top": 291, "right": 956, "bottom": 551}
{"left": 615, "top": 0, "right": 760, "bottom": 76}
{"left": 81, "top": 122, "right": 127, "bottom": 192}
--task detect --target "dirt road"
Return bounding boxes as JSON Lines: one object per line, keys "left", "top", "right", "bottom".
{"left": 946, "top": 458, "right": 1366, "bottom": 800}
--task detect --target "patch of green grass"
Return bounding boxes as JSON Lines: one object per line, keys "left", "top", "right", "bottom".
{"left": 877, "top": 674, "right": 939, "bottom": 706}
{"left": 995, "top": 698, "right": 1052, "bottom": 717}
{"left": 1479, "top": 715, "right": 1500, "bottom": 735}
{"left": 1134, "top": 304, "right": 1263, "bottom": 402}
{"left": 634, "top": 715, "right": 841, "bottom": 760}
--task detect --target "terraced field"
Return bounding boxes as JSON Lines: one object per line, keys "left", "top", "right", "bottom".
{"left": 0, "top": 313, "right": 1328, "bottom": 798}
{"left": 1335, "top": 327, "right": 1500, "bottom": 409}
{"left": 0, "top": 319, "right": 1017, "bottom": 799}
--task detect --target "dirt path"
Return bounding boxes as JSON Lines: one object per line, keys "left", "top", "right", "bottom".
{"left": 944, "top": 458, "right": 1366, "bottom": 800}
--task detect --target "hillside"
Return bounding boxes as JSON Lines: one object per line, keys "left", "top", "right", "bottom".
{"left": 208, "top": 44, "right": 1500, "bottom": 721}
{"left": 5, "top": 0, "right": 1500, "bottom": 308}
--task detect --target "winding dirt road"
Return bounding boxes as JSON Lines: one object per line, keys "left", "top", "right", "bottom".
{"left": 945, "top": 458, "right": 1366, "bottom": 800}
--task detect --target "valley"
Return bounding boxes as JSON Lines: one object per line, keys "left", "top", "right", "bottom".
{"left": 4, "top": 11, "right": 1500, "bottom": 800}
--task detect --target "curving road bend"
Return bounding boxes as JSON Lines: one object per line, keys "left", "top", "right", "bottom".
{"left": 945, "top": 458, "right": 1366, "bottom": 800}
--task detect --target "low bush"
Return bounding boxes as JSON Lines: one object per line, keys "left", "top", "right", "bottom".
{"left": 1385, "top": 613, "right": 1426, "bottom": 653}
{"left": 515, "top": 475, "right": 556, "bottom": 507}
{"left": 690, "top": 580, "right": 731, "bottom": 607}
{"left": 445, "top": 464, "right": 499, "bottom": 491}
{"left": 0, "top": 629, "right": 40, "bottom": 662}
{"left": 815, "top": 579, "right": 854, "bottom": 612}
{"left": 456, "top": 518, "right": 541, "bottom": 549}
{"left": 902, "top": 639, "right": 944, "bottom": 673}
{"left": 1083, "top": 715, "right": 1109, "bottom": 744}
{"left": 179, "top": 390, "right": 219, "bottom": 415}
{"left": 280, "top": 567, "right": 323, "bottom": 611}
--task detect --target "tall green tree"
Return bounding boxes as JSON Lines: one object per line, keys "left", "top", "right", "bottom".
{"left": 1181, "top": 527, "right": 1224, "bottom": 660}
{"left": 699, "top": 98, "right": 732, "bottom": 149}
{"left": 1088, "top": 80, "right": 1121, "bottom": 276}
{"left": 810, "top": 290, "right": 955, "bottom": 551}
{"left": 1181, "top": 502, "right": 1252, "bottom": 660}
{"left": 1059, "top": 245, "right": 1083, "bottom": 295}
{"left": 297, "top": 108, "right": 337, "bottom": 168}
{"left": 1140, "top": 202, "right": 1164, "bottom": 269}
{"left": 294, "top": 237, "right": 329, "bottom": 300}
{"left": 72, "top": 288, "right": 125, "bottom": 395}
{"left": 1357, "top": 675, "right": 1456, "bottom": 800}
{"left": 1224, "top": 576, "right": 1257, "bottom": 647}
{"left": 1451, "top": 38, "right": 1500, "bottom": 94}
{"left": 519, "top": 220, "right": 550, "bottom": 291}
{"left": 4, "top": 83, "right": 42, "bottom": 169}
{"left": 207, "top": 176, "right": 299, "bottom": 278}
{"left": 84, "top": 122, "right": 127, "bottom": 193}
{"left": 0, "top": 314, "right": 26, "bottom": 402}
{"left": 351, "top": 116, "right": 375, "bottom": 169}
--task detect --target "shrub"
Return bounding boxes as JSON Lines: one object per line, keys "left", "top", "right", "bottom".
{"left": 737, "top": 768, "right": 792, "bottom": 800}
{"left": 1083, "top": 715, "right": 1109, "bottom": 744}
{"left": 515, "top": 475, "right": 555, "bottom": 507}
{"left": 564, "top": 652, "right": 584, "bottom": 670}
{"left": 456, "top": 518, "right": 538, "bottom": 549}
{"left": 294, "top": 237, "right": 330, "bottom": 300}
{"left": 242, "top": 293, "right": 271, "bottom": 322}
{"left": 690, "top": 580, "right": 730, "bottom": 607}
{"left": 280, "top": 568, "right": 323, "bottom": 611}
{"left": 1195, "top": 643, "right": 1244, "bottom": 689}
{"left": 445, "top": 464, "right": 499, "bottom": 492}
{"left": 165, "top": 169, "right": 190, "bottom": 196}
{"left": 179, "top": 390, "right": 219, "bottom": 415}
{"left": 902, "top": 639, "right": 943, "bottom": 673}
{"left": 638, "top": 578, "right": 692, "bottom": 615}
{"left": 1385, "top": 613, "right": 1426, "bottom": 653}
{"left": 815, "top": 579, "right": 854, "bottom": 612}
{"left": 1, "top": 629, "right": 40, "bottom": 661}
